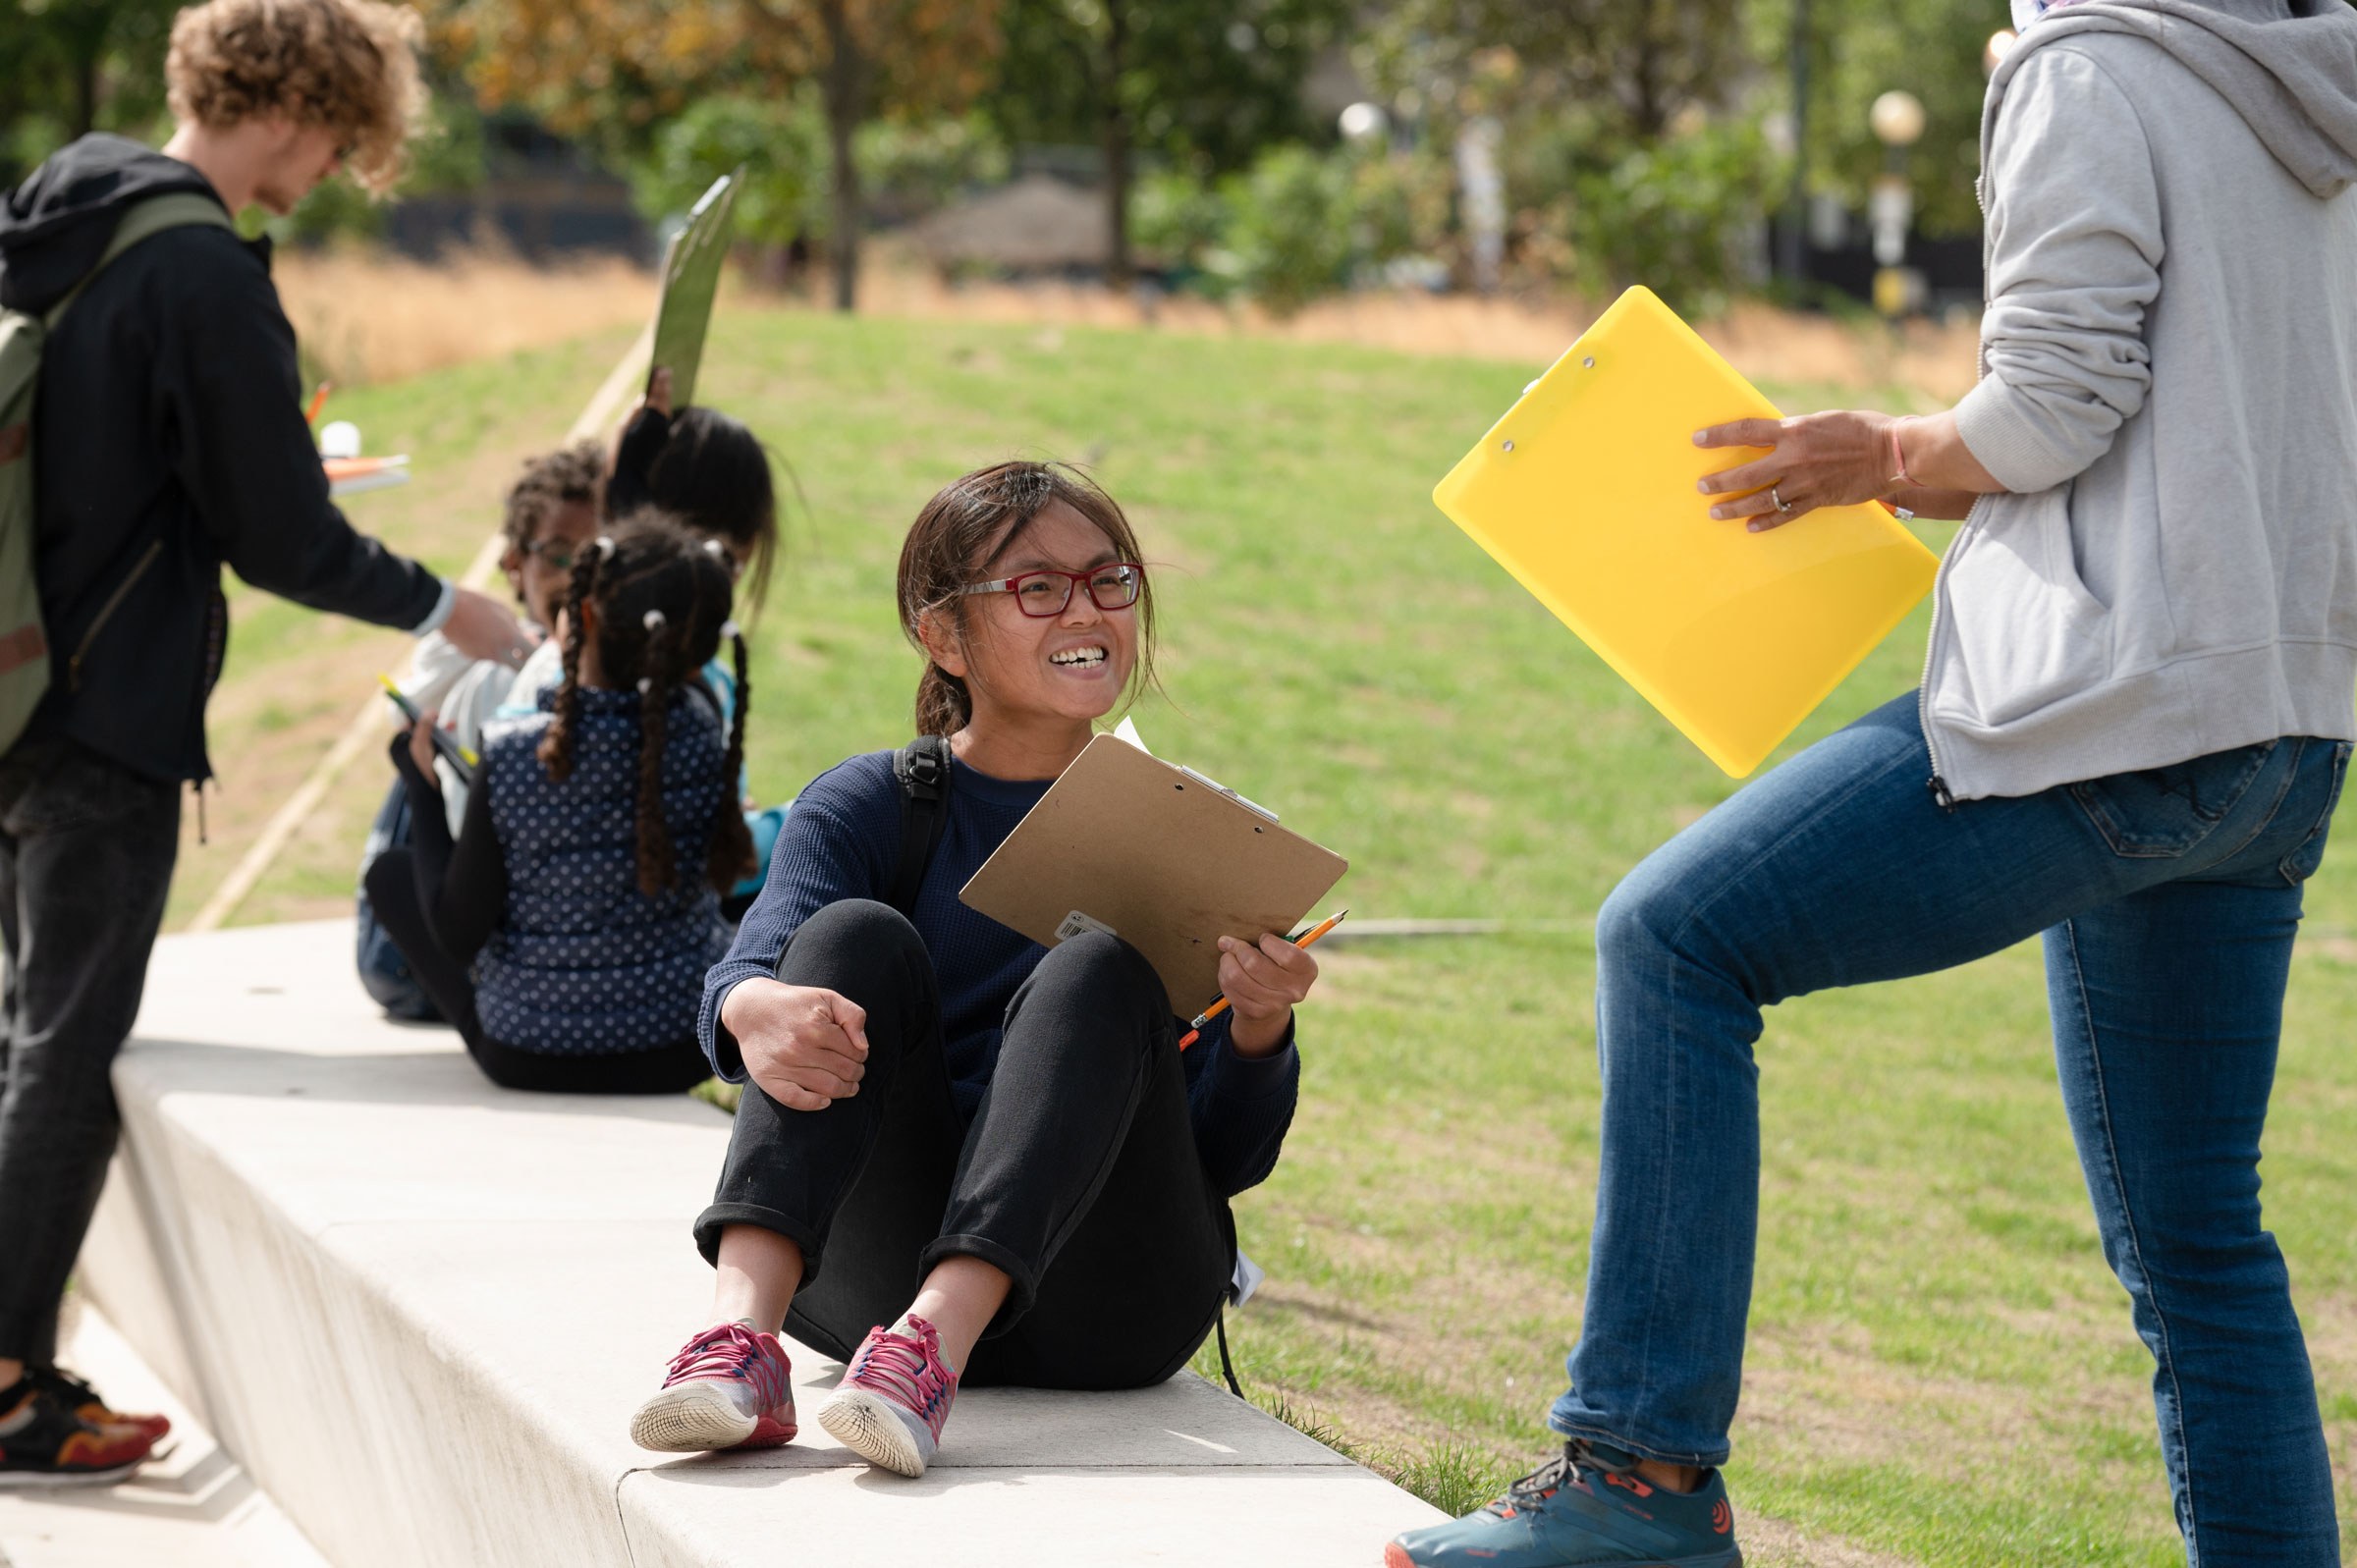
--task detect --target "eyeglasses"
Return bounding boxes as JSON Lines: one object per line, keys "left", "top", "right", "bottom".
{"left": 959, "top": 562, "right": 1144, "bottom": 618}
{"left": 523, "top": 539, "right": 580, "bottom": 571}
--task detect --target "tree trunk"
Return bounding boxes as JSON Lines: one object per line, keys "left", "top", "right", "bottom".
{"left": 1100, "top": 7, "right": 1131, "bottom": 288}
{"left": 819, "top": 0, "right": 866, "bottom": 313}
{"left": 72, "top": 31, "right": 101, "bottom": 138}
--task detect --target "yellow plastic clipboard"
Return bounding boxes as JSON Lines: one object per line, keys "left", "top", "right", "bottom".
{"left": 1432, "top": 287, "right": 1939, "bottom": 779}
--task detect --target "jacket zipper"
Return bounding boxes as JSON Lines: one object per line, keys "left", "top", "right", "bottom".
{"left": 67, "top": 539, "right": 163, "bottom": 692}
{"left": 1921, "top": 161, "right": 2001, "bottom": 815}
{"left": 1918, "top": 514, "right": 1969, "bottom": 813}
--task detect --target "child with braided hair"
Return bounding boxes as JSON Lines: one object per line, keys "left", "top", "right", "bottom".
{"left": 363, "top": 514, "right": 752, "bottom": 1093}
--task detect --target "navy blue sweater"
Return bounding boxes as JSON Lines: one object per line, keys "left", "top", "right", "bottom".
{"left": 699, "top": 749, "right": 1300, "bottom": 1197}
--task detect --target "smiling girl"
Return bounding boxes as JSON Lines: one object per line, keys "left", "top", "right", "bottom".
{"left": 629, "top": 460, "right": 1322, "bottom": 1477}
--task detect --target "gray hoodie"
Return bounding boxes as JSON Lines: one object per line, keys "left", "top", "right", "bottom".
{"left": 1926, "top": 0, "right": 2357, "bottom": 800}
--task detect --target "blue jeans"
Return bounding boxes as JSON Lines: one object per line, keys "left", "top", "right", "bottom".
{"left": 1552, "top": 695, "right": 2349, "bottom": 1567}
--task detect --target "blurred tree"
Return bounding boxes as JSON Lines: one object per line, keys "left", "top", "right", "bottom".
{"left": 631, "top": 90, "right": 1002, "bottom": 277}
{"left": 1359, "top": 0, "right": 1770, "bottom": 298}
{"left": 982, "top": 0, "right": 1345, "bottom": 284}
{"left": 435, "top": 0, "right": 1004, "bottom": 309}
{"left": 2, "top": 0, "right": 178, "bottom": 186}
{"left": 1755, "top": 0, "right": 1993, "bottom": 237}
{"left": 1362, "top": 0, "right": 1751, "bottom": 147}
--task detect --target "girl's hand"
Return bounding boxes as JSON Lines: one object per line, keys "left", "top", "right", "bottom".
{"left": 721, "top": 977, "right": 868, "bottom": 1111}
{"left": 1217, "top": 933, "right": 1320, "bottom": 1057}
{"left": 406, "top": 708, "right": 443, "bottom": 782}
{"left": 1694, "top": 409, "right": 1896, "bottom": 531}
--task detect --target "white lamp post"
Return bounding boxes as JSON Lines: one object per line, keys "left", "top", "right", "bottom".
{"left": 1868, "top": 89, "right": 1925, "bottom": 316}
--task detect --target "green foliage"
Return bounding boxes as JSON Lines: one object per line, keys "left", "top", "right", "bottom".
{"left": 633, "top": 91, "right": 830, "bottom": 248}
{"left": 860, "top": 112, "right": 1011, "bottom": 224}
{"left": 983, "top": 0, "right": 1349, "bottom": 181}
{"left": 1138, "top": 141, "right": 1449, "bottom": 311}
{"left": 1, "top": 0, "right": 178, "bottom": 185}
{"left": 1754, "top": 0, "right": 1997, "bottom": 237}
{"left": 630, "top": 91, "right": 1007, "bottom": 247}
{"left": 1552, "top": 116, "right": 1782, "bottom": 310}
{"left": 1210, "top": 144, "right": 1355, "bottom": 313}
{"left": 1130, "top": 168, "right": 1230, "bottom": 269}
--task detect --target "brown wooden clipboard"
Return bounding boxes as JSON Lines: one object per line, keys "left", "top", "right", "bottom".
{"left": 958, "top": 735, "right": 1347, "bottom": 1014}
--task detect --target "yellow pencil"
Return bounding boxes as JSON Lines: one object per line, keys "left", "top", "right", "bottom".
{"left": 377, "top": 674, "right": 481, "bottom": 773}
{"left": 1178, "top": 908, "right": 1347, "bottom": 1050}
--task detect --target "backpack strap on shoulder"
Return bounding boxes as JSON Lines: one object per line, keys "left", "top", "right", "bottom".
{"left": 887, "top": 733, "right": 954, "bottom": 918}
{"left": 42, "top": 192, "right": 236, "bottom": 331}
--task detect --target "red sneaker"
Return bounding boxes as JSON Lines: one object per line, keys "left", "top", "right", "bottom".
{"left": 31, "top": 1367, "right": 171, "bottom": 1444}
{"left": 0, "top": 1378, "right": 155, "bottom": 1487}
{"left": 815, "top": 1314, "right": 959, "bottom": 1478}
{"left": 629, "top": 1323, "right": 797, "bottom": 1452}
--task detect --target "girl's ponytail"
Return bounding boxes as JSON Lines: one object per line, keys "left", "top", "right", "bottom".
{"left": 914, "top": 662, "right": 971, "bottom": 738}
{"left": 536, "top": 537, "right": 611, "bottom": 782}
{"left": 705, "top": 621, "right": 757, "bottom": 892}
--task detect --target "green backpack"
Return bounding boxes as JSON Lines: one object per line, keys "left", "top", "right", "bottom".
{"left": 0, "top": 192, "right": 234, "bottom": 755}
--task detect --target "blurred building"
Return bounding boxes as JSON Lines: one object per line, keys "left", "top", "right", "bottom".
{"left": 386, "top": 118, "right": 650, "bottom": 264}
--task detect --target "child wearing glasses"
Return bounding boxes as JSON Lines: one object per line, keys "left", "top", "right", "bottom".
{"left": 363, "top": 514, "right": 749, "bottom": 1093}
{"left": 630, "top": 460, "right": 1324, "bottom": 1478}
{"left": 393, "top": 441, "right": 606, "bottom": 832}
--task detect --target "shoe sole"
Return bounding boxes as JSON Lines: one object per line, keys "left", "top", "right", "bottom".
{"left": 1383, "top": 1546, "right": 1741, "bottom": 1568}
{"left": 0, "top": 1458, "right": 146, "bottom": 1489}
{"left": 631, "top": 1381, "right": 773, "bottom": 1452}
{"left": 815, "top": 1386, "right": 927, "bottom": 1478}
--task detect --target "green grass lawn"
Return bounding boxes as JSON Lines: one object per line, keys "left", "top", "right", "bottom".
{"left": 194, "top": 307, "right": 2357, "bottom": 1566}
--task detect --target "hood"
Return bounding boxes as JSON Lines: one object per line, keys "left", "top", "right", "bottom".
{"left": 1997, "top": 0, "right": 2357, "bottom": 199}
{"left": 0, "top": 134, "right": 227, "bottom": 314}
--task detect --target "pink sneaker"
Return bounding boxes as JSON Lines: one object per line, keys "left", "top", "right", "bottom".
{"left": 630, "top": 1323, "right": 797, "bottom": 1452}
{"left": 814, "top": 1314, "right": 959, "bottom": 1477}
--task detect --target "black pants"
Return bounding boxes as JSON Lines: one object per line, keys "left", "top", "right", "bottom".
{"left": 695, "top": 899, "right": 1234, "bottom": 1389}
{"left": 362, "top": 849, "right": 711, "bottom": 1095}
{"left": 0, "top": 740, "right": 180, "bottom": 1365}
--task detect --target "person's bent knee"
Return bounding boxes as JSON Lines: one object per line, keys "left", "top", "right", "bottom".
{"left": 1594, "top": 857, "right": 1691, "bottom": 972}
{"left": 795, "top": 897, "right": 922, "bottom": 953}
{"left": 1028, "top": 930, "right": 1169, "bottom": 1019}
{"left": 360, "top": 848, "right": 411, "bottom": 909}
{"left": 779, "top": 898, "right": 928, "bottom": 992}
{"left": 1594, "top": 855, "right": 1768, "bottom": 1016}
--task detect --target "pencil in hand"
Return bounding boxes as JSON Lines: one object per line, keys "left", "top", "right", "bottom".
{"left": 1178, "top": 908, "right": 1347, "bottom": 1050}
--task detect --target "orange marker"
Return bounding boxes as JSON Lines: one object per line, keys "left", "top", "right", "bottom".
{"left": 1178, "top": 908, "right": 1347, "bottom": 1050}
{"left": 304, "top": 381, "right": 333, "bottom": 426}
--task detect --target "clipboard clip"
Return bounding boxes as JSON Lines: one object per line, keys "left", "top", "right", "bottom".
{"left": 1178, "top": 766, "right": 1280, "bottom": 824}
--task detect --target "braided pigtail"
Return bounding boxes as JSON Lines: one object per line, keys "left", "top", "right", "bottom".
{"left": 536, "top": 537, "right": 611, "bottom": 781}
{"left": 633, "top": 605, "right": 679, "bottom": 895}
{"left": 705, "top": 620, "right": 756, "bottom": 892}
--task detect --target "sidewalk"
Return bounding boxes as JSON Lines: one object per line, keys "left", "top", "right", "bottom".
{"left": 0, "top": 1303, "right": 326, "bottom": 1568}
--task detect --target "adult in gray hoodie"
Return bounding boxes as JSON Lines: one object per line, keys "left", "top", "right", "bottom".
{"left": 1390, "top": 5, "right": 2357, "bottom": 1567}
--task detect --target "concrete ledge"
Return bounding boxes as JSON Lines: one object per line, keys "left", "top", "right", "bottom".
{"left": 80, "top": 921, "right": 1440, "bottom": 1567}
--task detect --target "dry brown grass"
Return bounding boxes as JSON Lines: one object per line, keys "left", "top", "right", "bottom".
{"left": 273, "top": 243, "right": 1980, "bottom": 402}
{"left": 850, "top": 252, "right": 1982, "bottom": 405}
{"left": 273, "top": 245, "right": 653, "bottom": 384}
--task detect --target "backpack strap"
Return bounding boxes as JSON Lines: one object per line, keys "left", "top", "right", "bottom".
{"left": 42, "top": 192, "right": 235, "bottom": 331}
{"left": 887, "top": 734, "right": 954, "bottom": 918}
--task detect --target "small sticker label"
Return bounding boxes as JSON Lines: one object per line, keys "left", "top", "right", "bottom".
{"left": 1055, "top": 909, "right": 1118, "bottom": 943}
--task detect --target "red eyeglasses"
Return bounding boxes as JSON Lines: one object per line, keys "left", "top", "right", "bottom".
{"left": 958, "top": 563, "right": 1144, "bottom": 618}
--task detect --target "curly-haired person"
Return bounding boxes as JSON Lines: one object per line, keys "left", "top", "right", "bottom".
{"left": 0, "top": 0, "right": 525, "bottom": 1487}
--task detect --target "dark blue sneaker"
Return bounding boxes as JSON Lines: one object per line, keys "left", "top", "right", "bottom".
{"left": 1387, "top": 1440, "right": 1743, "bottom": 1567}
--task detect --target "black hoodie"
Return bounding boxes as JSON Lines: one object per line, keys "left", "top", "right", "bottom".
{"left": 0, "top": 135, "right": 440, "bottom": 784}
